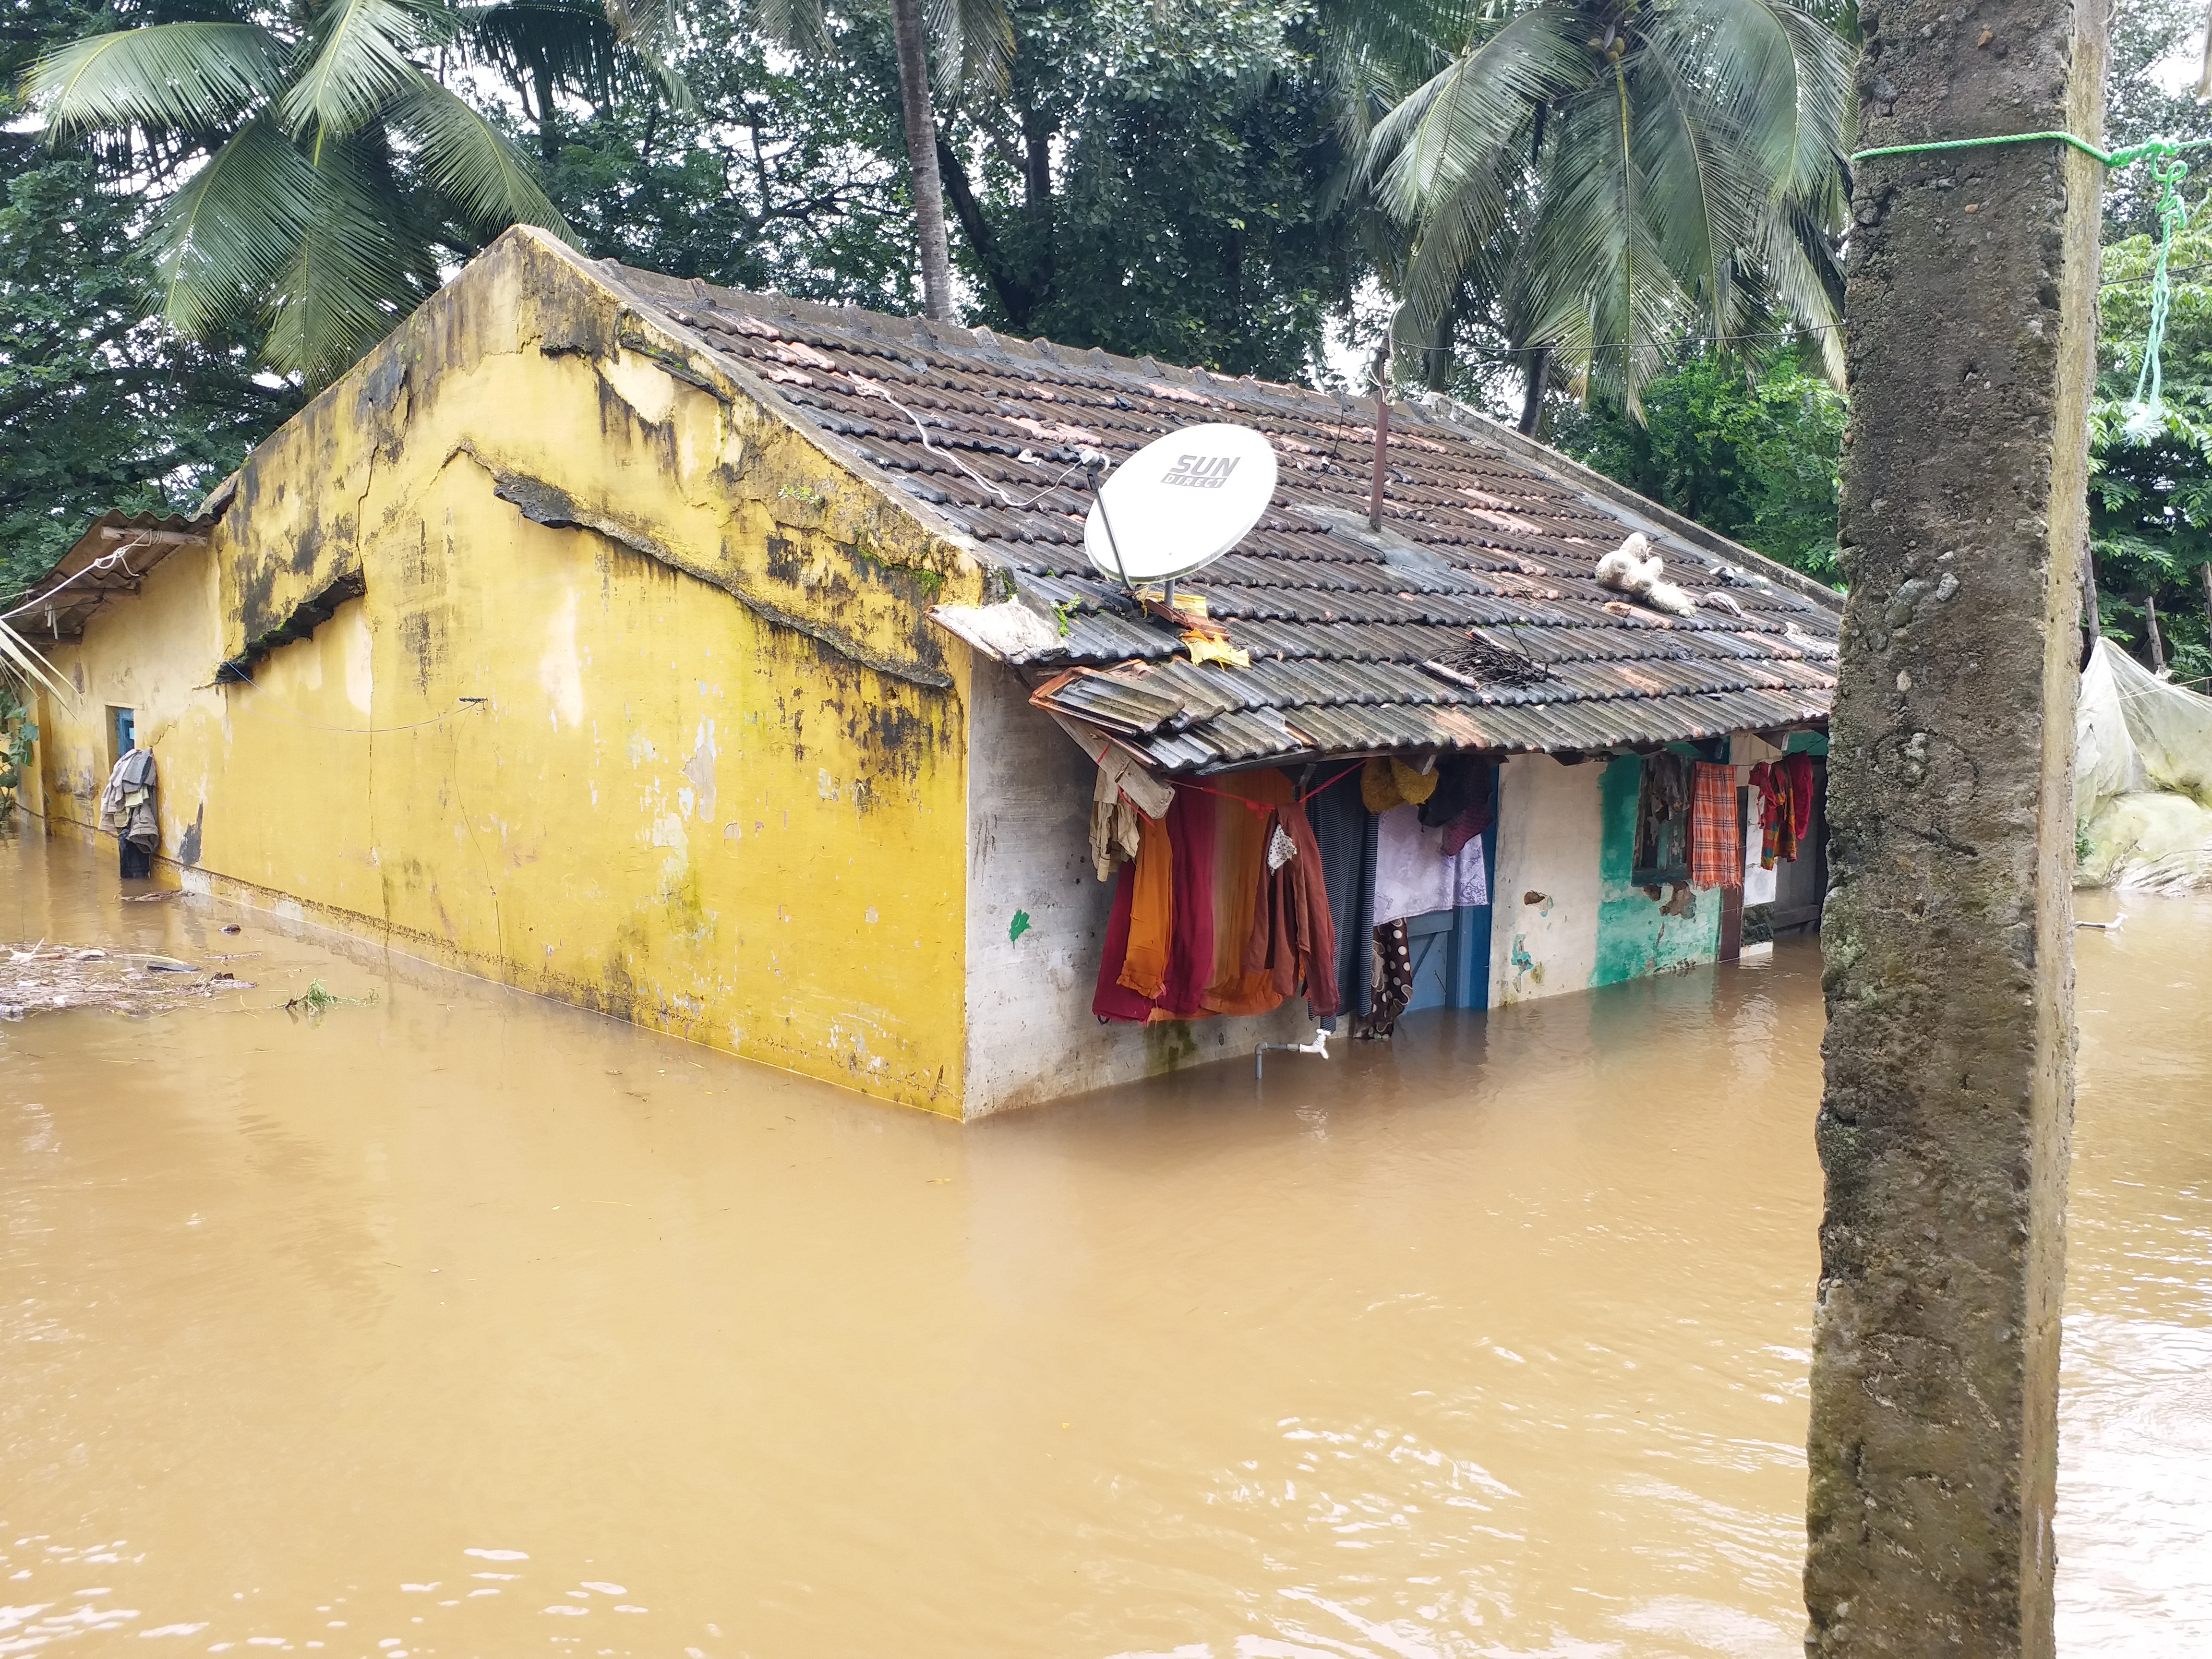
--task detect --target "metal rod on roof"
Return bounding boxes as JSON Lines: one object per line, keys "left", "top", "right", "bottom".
{"left": 1368, "top": 340, "right": 1391, "bottom": 533}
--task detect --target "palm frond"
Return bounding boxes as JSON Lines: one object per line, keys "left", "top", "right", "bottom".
{"left": 262, "top": 143, "right": 424, "bottom": 384}
{"left": 1396, "top": 160, "right": 1519, "bottom": 337}
{"left": 1630, "top": 34, "right": 1757, "bottom": 341}
{"left": 1659, "top": 0, "right": 1852, "bottom": 204}
{"left": 26, "top": 22, "right": 290, "bottom": 136}
{"left": 0, "top": 620, "right": 74, "bottom": 704}
{"left": 1316, "top": 0, "right": 1479, "bottom": 96}
{"left": 1367, "top": 7, "right": 1587, "bottom": 219}
{"left": 280, "top": 0, "right": 432, "bottom": 143}
{"left": 925, "top": 0, "right": 1012, "bottom": 102}
{"left": 145, "top": 115, "right": 322, "bottom": 339}
{"left": 464, "top": 0, "right": 626, "bottom": 98}
{"left": 746, "top": 0, "right": 828, "bottom": 58}
{"left": 1520, "top": 85, "right": 1684, "bottom": 412}
{"left": 595, "top": 0, "right": 694, "bottom": 107}
{"left": 390, "top": 71, "right": 577, "bottom": 240}
{"left": 1756, "top": 200, "right": 1847, "bottom": 382}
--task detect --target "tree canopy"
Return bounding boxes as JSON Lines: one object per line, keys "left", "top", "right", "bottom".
{"left": 19, "top": 0, "right": 677, "bottom": 384}
{"left": 1, "top": 0, "right": 297, "bottom": 606}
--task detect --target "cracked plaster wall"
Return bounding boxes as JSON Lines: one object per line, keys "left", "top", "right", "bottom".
{"left": 32, "top": 230, "right": 990, "bottom": 1115}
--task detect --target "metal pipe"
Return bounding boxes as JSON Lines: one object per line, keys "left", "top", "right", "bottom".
{"left": 1369, "top": 341, "right": 1392, "bottom": 533}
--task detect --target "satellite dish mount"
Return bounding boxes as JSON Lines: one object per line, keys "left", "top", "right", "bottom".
{"left": 1082, "top": 423, "right": 1279, "bottom": 601}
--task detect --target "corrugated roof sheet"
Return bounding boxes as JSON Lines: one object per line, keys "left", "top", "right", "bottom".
{"left": 592, "top": 261, "right": 1845, "bottom": 771}
{"left": 10, "top": 511, "right": 216, "bottom": 641}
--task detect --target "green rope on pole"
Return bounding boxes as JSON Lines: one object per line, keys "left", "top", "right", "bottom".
{"left": 1848, "top": 130, "right": 2212, "bottom": 439}
{"left": 2126, "top": 156, "right": 2191, "bottom": 439}
{"left": 1851, "top": 132, "right": 2211, "bottom": 169}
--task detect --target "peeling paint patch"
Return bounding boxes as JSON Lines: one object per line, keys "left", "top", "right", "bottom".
{"left": 600, "top": 353, "right": 677, "bottom": 426}
{"left": 343, "top": 605, "right": 374, "bottom": 711}
{"left": 683, "top": 721, "right": 717, "bottom": 821}
{"left": 541, "top": 589, "right": 585, "bottom": 729}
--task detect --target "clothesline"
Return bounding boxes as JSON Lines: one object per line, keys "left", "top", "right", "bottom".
{"left": 1173, "top": 758, "right": 1367, "bottom": 817}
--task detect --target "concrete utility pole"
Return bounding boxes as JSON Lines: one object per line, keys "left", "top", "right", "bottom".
{"left": 1808, "top": 0, "right": 2108, "bottom": 1653}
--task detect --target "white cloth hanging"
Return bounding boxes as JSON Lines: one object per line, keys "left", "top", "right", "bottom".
{"left": 1371, "top": 805, "right": 1486, "bottom": 926}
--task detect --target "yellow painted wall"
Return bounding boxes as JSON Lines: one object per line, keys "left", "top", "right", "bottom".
{"left": 33, "top": 228, "right": 987, "bottom": 1115}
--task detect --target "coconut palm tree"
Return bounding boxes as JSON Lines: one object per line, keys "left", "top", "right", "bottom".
{"left": 1350, "top": 0, "right": 1853, "bottom": 418}
{"left": 748, "top": 0, "right": 1011, "bottom": 322}
{"left": 23, "top": 0, "right": 680, "bottom": 386}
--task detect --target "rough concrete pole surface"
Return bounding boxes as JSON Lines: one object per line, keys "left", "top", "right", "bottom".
{"left": 1807, "top": 0, "right": 2107, "bottom": 1654}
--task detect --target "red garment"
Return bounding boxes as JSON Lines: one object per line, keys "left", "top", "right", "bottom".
{"left": 1239, "top": 795, "right": 1342, "bottom": 1018}
{"left": 1687, "top": 761, "right": 1741, "bottom": 889}
{"left": 1093, "top": 855, "right": 1156, "bottom": 1022}
{"left": 1753, "top": 760, "right": 1799, "bottom": 867}
{"left": 1155, "top": 786, "right": 1220, "bottom": 1018}
{"left": 1781, "top": 752, "right": 1816, "bottom": 839}
{"left": 1440, "top": 769, "right": 1495, "bottom": 858}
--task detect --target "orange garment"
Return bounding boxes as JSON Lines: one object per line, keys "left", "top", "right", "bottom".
{"left": 1202, "top": 769, "right": 1292, "bottom": 1016}
{"left": 1116, "top": 809, "right": 1173, "bottom": 999}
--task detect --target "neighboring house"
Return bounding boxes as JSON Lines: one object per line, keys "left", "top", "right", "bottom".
{"left": 14, "top": 228, "right": 1840, "bottom": 1118}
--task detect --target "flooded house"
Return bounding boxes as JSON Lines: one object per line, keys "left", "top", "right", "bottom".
{"left": 12, "top": 227, "right": 1839, "bottom": 1118}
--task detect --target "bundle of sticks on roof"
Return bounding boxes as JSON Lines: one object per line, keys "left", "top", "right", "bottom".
{"left": 1435, "top": 630, "right": 1553, "bottom": 688}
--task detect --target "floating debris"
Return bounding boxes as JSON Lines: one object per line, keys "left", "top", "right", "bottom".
{"left": 283, "top": 978, "right": 373, "bottom": 1018}
{"left": 0, "top": 940, "right": 252, "bottom": 1021}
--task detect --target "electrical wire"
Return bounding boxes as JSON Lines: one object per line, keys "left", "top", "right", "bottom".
{"left": 1, "top": 546, "right": 143, "bottom": 619}
{"left": 1396, "top": 322, "right": 1846, "bottom": 363}
{"left": 847, "top": 374, "right": 1094, "bottom": 508}
{"left": 217, "top": 667, "right": 489, "bottom": 734}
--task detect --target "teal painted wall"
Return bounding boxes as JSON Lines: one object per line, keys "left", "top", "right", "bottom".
{"left": 1591, "top": 754, "right": 1721, "bottom": 988}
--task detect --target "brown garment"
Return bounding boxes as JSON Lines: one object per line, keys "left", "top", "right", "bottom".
{"left": 1202, "top": 769, "right": 1293, "bottom": 1016}
{"left": 1239, "top": 797, "right": 1341, "bottom": 1018}
{"left": 1090, "top": 778, "right": 1143, "bottom": 880}
{"left": 1117, "top": 809, "right": 1173, "bottom": 999}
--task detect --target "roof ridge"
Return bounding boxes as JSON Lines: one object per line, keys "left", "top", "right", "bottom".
{"left": 593, "top": 255, "right": 1427, "bottom": 426}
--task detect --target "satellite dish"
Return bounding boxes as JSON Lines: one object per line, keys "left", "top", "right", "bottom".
{"left": 1084, "top": 423, "right": 1278, "bottom": 585}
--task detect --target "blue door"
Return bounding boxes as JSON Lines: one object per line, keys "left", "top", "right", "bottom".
{"left": 1403, "top": 779, "right": 1499, "bottom": 1015}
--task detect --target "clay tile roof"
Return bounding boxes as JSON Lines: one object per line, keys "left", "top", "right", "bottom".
{"left": 599, "top": 260, "right": 1843, "bottom": 772}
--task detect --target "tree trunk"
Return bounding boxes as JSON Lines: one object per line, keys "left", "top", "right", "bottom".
{"left": 937, "top": 139, "right": 1030, "bottom": 330}
{"left": 2201, "top": 558, "right": 2212, "bottom": 644}
{"left": 1806, "top": 0, "right": 2107, "bottom": 1654}
{"left": 1421, "top": 301, "right": 1455, "bottom": 395}
{"left": 888, "top": 0, "right": 955, "bottom": 322}
{"left": 2145, "top": 589, "right": 2167, "bottom": 672}
{"left": 1517, "top": 347, "right": 1550, "bottom": 437}
{"left": 533, "top": 62, "right": 558, "bottom": 163}
{"left": 1022, "top": 101, "right": 1054, "bottom": 303}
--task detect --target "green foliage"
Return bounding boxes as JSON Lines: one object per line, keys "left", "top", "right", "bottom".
{"left": 0, "top": 685, "right": 36, "bottom": 826}
{"left": 1550, "top": 345, "right": 1845, "bottom": 581}
{"left": 0, "top": 146, "right": 294, "bottom": 605}
{"left": 2090, "top": 218, "right": 2212, "bottom": 682}
{"left": 941, "top": 0, "right": 1358, "bottom": 381}
{"left": 1354, "top": 0, "right": 1853, "bottom": 411}
{"left": 535, "top": 3, "right": 922, "bottom": 310}
{"left": 16, "top": 0, "right": 676, "bottom": 384}
{"left": 2104, "top": 0, "right": 2212, "bottom": 240}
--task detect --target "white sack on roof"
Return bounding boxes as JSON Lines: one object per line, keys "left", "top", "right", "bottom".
{"left": 2077, "top": 637, "right": 2212, "bottom": 890}
{"left": 1593, "top": 532, "right": 1697, "bottom": 617}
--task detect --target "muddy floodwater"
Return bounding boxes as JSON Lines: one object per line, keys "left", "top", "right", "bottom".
{"left": 4, "top": 834, "right": 2208, "bottom": 1658}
